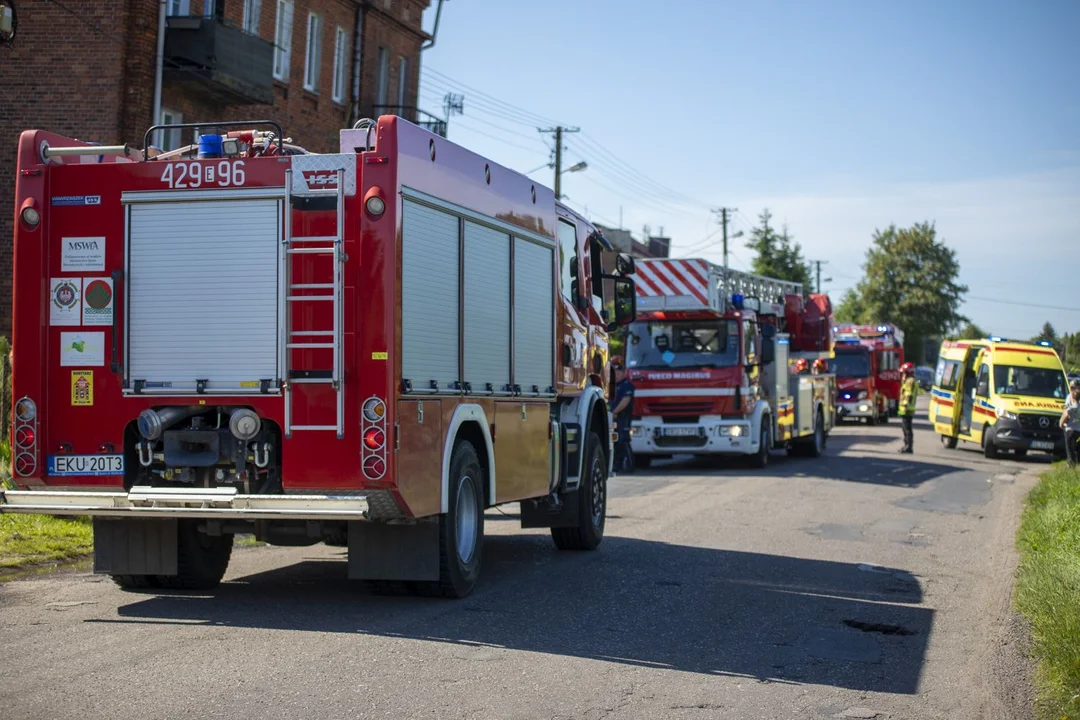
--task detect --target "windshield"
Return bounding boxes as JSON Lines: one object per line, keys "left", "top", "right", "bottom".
{"left": 626, "top": 319, "right": 740, "bottom": 370}
{"left": 827, "top": 352, "right": 870, "bottom": 378}
{"left": 993, "top": 365, "right": 1067, "bottom": 399}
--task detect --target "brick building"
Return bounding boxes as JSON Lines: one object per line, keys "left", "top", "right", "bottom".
{"left": 0, "top": 0, "right": 440, "bottom": 336}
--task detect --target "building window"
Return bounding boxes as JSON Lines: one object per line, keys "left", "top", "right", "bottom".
{"left": 160, "top": 109, "right": 184, "bottom": 152}
{"left": 242, "top": 0, "right": 262, "bottom": 34}
{"left": 375, "top": 46, "right": 389, "bottom": 109}
{"left": 273, "top": 0, "right": 293, "bottom": 81}
{"left": 396, "top": 56, "right": 409, "bottom": 110}
{"left": 203, "top": 0, "right": 215, "bottom": 18}
{"left": 332, "top": 26, "right": 348, "bottom": 103}
{"left": 167, "top": 0, "right": 190, "bottom": 15}
{"left": 303, "top": 12, "right": 322, "bottom": 92}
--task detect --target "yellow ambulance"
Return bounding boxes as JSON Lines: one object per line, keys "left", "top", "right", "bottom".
{"left": 929, "top": 337, "right": 1069, "bottom": 458}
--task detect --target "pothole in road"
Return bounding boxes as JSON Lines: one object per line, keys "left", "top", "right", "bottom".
{"left": 842, "top": 619, "right": 917, "bottom": 636}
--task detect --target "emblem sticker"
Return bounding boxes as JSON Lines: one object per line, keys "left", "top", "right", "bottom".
{"left": 60, "top": 331, "right": 105, "bottom": 367}
{"left": 50, "top": 277, "right": 82, "bottom": 326}
{"left": 61, "top": 236, "right": 105, "bottom": 272}
{"left": 82, "top": 277, "right": 114, "bottom": 326}
{"left": 71, "top": 370, "right": 93, "bottom": 406}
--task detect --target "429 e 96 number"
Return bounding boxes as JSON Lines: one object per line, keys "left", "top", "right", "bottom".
{"left": 160, "top": 160, "right": 247, "bottom": 189}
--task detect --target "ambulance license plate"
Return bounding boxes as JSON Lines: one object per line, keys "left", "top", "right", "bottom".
{"left": 661, "top": 427, "right": 699, "bottom": 437}
{"left": 47, "top": 454, "right": 124, "bottom": 476}
{"left": 1031, "top": 440, "right": 1054, "bottom": 451}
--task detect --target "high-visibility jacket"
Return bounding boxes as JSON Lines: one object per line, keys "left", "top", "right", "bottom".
{"left": 899, "top": 377, "right": 918, "bottom": 416}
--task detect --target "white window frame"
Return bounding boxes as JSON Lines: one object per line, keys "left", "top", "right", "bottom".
{"left": 242, "top": 0, "right": 262, "bottom": 34}
{"left": 167, "top": 0, "right": 190, "bottom": 16}
{"left": 273, "top": 0, "right": 294, "bottom": 81}
{"left": 332, "top": 26, "right": 348, "bottom": 104}
{"left": 159, "top": 109, "right": 184, "bottom": 152}
{"left": 375, "top": 46, "right": 389, "bottom": 109}
{"left": 203, "top": 0, "right": 215, "bottom": 18}
{"left": 396, "top": 56, "right": 409, "bottom": 109}
{"left": 303, "top": 12, "right": 322, "bottom": 93}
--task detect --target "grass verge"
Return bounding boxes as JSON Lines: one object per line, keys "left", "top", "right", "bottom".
{"left": 1015, "top": 464, "right": 1080, "bottom": 719}
{"left": 0, "top": 514, "right": 94, "bottom": 571}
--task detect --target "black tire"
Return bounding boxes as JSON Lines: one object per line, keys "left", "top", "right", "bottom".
{"left": 983, "top": 426, "right": 999, "bottom": 459}
{"left": 633, "top": 455, "right": 652, "bottom": 470}
{"left": 749, "top": 420, "right": 771, "bottom": 469}
{"left": 154, "top": 520, "right": 233, "bottom": 590}
{"left": 804, "top": 408, "right": 826, "bottom": 458}
{"left": 867, "top": 411, "right": 878, "bottom": 427}
{"left": 420, "top": 440, "right": 485, "bottom": 598}
{"left": 552, "top": 430, "right": 606, "bottom": 551}
{"left": 111, "top": 574, "right": 159, "bottom": 591}
{"left": 941, "top": 434, "right": 958, "bottom": 449}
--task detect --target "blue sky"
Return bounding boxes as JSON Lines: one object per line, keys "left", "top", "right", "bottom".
{"left": 419, "top": 0, "right": 1080, "bottom": 340}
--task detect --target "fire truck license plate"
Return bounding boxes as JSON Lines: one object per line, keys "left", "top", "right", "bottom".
{"left": 661, "top": 427, "right": 699, "bottom": 437}
{"left": 1031, "top": 441, "right": 1054, "bottom": 450}
{"left": 47, "top": 454, "right": 124, "bottom": 476}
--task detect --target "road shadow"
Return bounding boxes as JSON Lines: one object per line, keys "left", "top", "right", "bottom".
{"left": 102, "top": 536, "right": 933, "bottom": 695}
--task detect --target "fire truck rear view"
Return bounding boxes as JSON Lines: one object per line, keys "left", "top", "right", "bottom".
{"left": 2, "top": 116, "right": 638, "bottom": 598}
{"left": 626, "top": 259, "right": 837, "bottom": 468}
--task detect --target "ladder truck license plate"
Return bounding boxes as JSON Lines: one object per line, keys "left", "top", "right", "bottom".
{"left": 661, "top": 427, "right": 699, "bottom": 437}
{"left": 47, "top": 454, "right": 125, "bottom": 477}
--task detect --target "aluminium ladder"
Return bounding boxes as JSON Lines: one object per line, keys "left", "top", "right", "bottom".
{"left": 281, "top": 167, "right": 345, "bottom": 438}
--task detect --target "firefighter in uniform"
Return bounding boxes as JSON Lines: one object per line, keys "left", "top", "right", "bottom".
{"left": 611, "top": 359, "right": 635, "bottom": 473}
{"left": 898, "top": 362, "right": 918, "bottom": 453}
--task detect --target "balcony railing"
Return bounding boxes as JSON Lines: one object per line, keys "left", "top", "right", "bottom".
{"left": 164, "top": 16, "right": 274, "bottom": 106}
{"left": 372, "top": 106, "right": 448, "bottom": 137}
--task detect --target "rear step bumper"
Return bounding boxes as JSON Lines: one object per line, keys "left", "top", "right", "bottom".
{"left": 0, "top": 486, "right": 369, "bottom": 521}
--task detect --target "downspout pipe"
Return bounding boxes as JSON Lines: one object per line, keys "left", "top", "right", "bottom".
{"left": 421, "top": 0, "right": 444, "bottom": 51}
{"left": 151, "top": 0, "right": 167, "bottom": 150}
{"left": 349, "top": 2, "right": 366, "bottom": 127}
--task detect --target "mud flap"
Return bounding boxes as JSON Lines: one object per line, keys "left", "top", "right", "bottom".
{"left": 519, "top": 491, "right": 581, "bottom": 529}
{"left": 93, "top": 518, "right": 178, "bottom": 576}
{"left": 347, "top": 520, "right": 439, "bottom": 581}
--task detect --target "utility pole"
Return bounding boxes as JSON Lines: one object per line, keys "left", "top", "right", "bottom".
{"left": 538, "top": 126, "right": 580, "bottom": 199}
{"left": 810, "top": 259, "right": 830, "bottom": 293}
{"left": 712, "top": 207, "right": 737, "bottom": 271}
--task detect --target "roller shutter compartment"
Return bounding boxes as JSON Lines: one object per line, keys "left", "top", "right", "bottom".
{"left": 463, "top": 221, "right": 511, "bottom": 394}
{"left": 126, "top": 199, "right": 281, "bottom": 394}
{"left": 513, "top": 238, "right": 555, "bottom": 395}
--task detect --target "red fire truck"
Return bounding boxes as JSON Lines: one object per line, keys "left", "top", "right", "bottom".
{"left": 829, "top": 323, "right": 905, "bottom": 424}
{"left": 625, "top": 259, "right": 836, "bottom": 468}
{"left": 1, "top": 116, "right": 638, "bottom": 598}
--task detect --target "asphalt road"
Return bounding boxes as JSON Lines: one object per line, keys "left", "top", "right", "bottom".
{"left": 0, "top": 398, "right": 1039, "bottom": 720}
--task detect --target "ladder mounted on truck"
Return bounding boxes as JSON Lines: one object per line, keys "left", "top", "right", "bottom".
{"left": 281, "top": 158, "right": 351, "bottom": 438}
{"left": 635, "top": 258, "right": 803, "bottom": 314}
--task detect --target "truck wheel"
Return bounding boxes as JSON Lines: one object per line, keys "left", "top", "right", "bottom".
{"left": 552, "top": 430, "right": 606, "bottom": 551}
{"left": 806, "top": 408, "right": 826, "bottom": 458}
{"left": 982, "top": 426, "right": 999, "bottom": 459}
{"left": 749, "top": 421, "right": 771, "bottom": 469}
{"left": 941, "top": 434, "right": 958, "bottom": 449}
{"left": 155, "top": 520, "right": 233, "bottom": 590}
{"left": 422, "top": 440, "right": 485, "bottom": 598}
{"left": 111, "top": 574, "right": 159, "bottom": 591}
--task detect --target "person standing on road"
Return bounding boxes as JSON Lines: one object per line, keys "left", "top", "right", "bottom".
{"left": 1059, "top": 379, "right": 1080, "bottom": 468}
{"left": 898, "top": 362, "right": 919, "bottom": 454}
{"left": 611, "top": 359, "right": 635, "bottom": 474}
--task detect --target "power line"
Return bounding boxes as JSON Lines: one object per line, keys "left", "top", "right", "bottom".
{"left": 422, "top": 67, "right": 567, "bottom": 126}
{"left": 965, "top": 295, "right": 1080, "bottom": 314}
{"left": 450, "top": 120, "right": 549, "bottom": 154}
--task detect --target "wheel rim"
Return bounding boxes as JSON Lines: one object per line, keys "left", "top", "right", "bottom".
{"left": 590, "top": 453, "right": 605, "bottom": 527}
{"left": 455, "top": 476, "right": 479, "bottom": 564}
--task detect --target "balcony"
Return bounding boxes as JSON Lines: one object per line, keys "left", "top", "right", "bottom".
{"left": 372, "top": 106, "right": 448, "bottom": 137}
{"left": 163, "top": 16, "right": 274, "bottom": 106}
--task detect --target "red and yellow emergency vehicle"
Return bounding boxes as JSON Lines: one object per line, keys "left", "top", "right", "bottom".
{"left": 930, "top": 337, "right": 1069, "bottom": 458}
{"left": 625, "top": 259, "right": 836, "bottom": 468}
{"left": 2, "top": 116, "right": 638, "bottom": 597}
{"left": 829, "top": 323, "right": 905, "bottom": 424}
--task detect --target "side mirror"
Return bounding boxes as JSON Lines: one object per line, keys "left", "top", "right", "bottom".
{"left": 607, "top": 277, "right": 637, "bottom": 331}
{"left": 760, "top": 338, "right": 776, "bottom": 366}
{"left": 977, "top": 379, "right": 989, "bottom": 397}
{"left": 615, "top": 253, "right": 635, "bottom": 276}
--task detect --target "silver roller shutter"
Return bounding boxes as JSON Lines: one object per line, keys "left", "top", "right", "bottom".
{"left": 402, "top": 199, "right": 460, "bottom": 392}
{"left": 463, "top": 221, "right": 511, "bottom": 393}
{"left": 127, "top": 198, "right": 280, "bottom": 393}
{"left": 513, "top": 238, "right": 554, "bottom": 394}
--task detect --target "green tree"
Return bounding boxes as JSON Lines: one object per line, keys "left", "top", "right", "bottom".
{"left": 949, "top": 321, "right": 989, "bottom": 340}
{"left": 841, "top": 221, "right": 967, "bottom": 363}
{"left": 745, "top": 209, "right": 812, "bottom": 288}
{"left": 1030, "top": 322, "right": 1058, "bottom": 347}
{"left": 833, "top": 288, "right": 865, "bottom": 323}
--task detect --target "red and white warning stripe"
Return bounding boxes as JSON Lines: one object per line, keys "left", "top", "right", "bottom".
{"left": 635, "top": 258, "right": 710, "bottom": 305}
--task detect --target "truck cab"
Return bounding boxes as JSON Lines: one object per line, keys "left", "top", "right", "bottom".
{"left": 931, "top": 338, "right": 1069, "bottom": 458}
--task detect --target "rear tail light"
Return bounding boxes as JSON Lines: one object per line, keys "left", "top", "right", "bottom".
{"left": 13, "top": 396, "right": 38, "bottom": 477}
{"left": 363, "top": 427, "right": 385, "bottom": 450}
{"left": 15, "top": 426, "right": 35, "bottom": 448}
{"left": 361, "top": 395, "right": 388, "bottom": 480}
{"left": 15, "top": 397, "right": 36, "bottom": 422}
{"left": 19, "top": 199, "right": 40, "bottom": 230}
